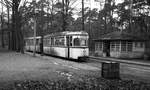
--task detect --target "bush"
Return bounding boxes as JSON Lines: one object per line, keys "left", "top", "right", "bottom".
{"left": 1, "top": 76, "right": 150, "bottom": 90}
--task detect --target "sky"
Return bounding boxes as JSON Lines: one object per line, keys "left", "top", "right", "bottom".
{"left": 18, "top": 0, "right": 123, "bottom": 10}
{"left": 72, "top": 0, "right": 124, "bottom": 18}
{"left": 0, "top": 0, "right": 124, "bottom": 16}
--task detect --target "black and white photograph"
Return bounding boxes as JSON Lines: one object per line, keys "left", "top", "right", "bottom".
{"left": 0, "top": 0, "right": 150, "bottom": 89}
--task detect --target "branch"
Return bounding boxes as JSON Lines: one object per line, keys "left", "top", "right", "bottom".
{"left": 0, "top": 0, "right": 8, "bottom": 7}
{"left": 3, "top": 0, "right": 12, "bottom": 7}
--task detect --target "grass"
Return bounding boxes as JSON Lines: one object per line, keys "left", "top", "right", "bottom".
{"left": 1, "top": 75, "right": 150, "bottom": 90}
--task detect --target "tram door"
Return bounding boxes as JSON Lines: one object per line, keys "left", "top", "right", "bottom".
{"left": 66, "top": 36, "right": 72, "bottom": 58}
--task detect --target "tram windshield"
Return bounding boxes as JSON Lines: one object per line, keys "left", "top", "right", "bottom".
{"left": 73, "top": 36, "right": 88, "bottom": 47}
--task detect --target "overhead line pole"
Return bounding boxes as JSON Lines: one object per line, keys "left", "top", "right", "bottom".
{"left": 33, "top": 0, "right": 36, "bottom": 57}
{"left": 104, "top": 0, "right": 107, "bottom": 33}
{"left": 82, "top": 0, "right": 84, "bottom": 31}
{"left": 129, "top": 0, "right": 133, "bottom": 32}
{"left": 89, "top": 0, "right": 91, "bottom": 34}
{"left": 33, "top": 18, "right": 37, "bottom": 57}
{"left": 40, "top": 0, "right": 44, "bottom": 56}
{"left": 62, "top": 0, "right": 65, "bottom": 31}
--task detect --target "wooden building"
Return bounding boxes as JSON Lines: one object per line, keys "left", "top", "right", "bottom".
{"left": 94, "top": 31, "right": 149, "bottom": 59}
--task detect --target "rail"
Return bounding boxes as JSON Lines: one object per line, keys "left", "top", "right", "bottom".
{"left": 88, "top": 56, "right": 150, "bottom": 67}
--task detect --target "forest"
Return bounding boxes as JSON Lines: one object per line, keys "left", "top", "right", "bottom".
{"left": 0, "top": 0, "right": 150, "bottom": 53}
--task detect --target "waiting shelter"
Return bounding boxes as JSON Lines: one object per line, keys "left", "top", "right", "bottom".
{"left": 94, "top": 31, "right": 148, "bottom": 58}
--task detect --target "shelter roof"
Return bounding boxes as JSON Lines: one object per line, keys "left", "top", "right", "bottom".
{"left": 94, "top": 31, "right": 148, "bottom": 41}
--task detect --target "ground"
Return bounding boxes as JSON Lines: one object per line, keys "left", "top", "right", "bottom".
{"left": 0, "top": 48, "right": 150, "bottom": 89}
{"left": 0, "top": 49, "right": 101, "bottom": 88}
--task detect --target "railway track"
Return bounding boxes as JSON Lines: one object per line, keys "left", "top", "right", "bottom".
{"left": 26, "top": 50, "right": 150, "bottom": 67}
{"left": 88, "top": 56, "right": 150, "bottom": 67}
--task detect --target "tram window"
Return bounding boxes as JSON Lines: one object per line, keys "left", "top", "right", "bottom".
{"left": 73, "top": 37, "right": 88, "bottom": 47}
{"left": 80, "top": 39, "right": 87, "bottom": 46}
{"left": 30, "top": 39, "right": 32, "bottom": 45}
{"left": 31, "top": 39, "right": 33, "bottom": 45}
{"left": 28, "top": 40, "right": 29, "bottom": 45}
{"left": 49, "top": 39, "right": 51, "bottom": 45}
{"left": 55, "top": 39, "right": 59, "bottom": 46}
{"left": 44, "top": 38, "right": 47, "bottom": 46}
{"left": 46, "top": 39, "right": 48, "bottom": 46}
{"left": 25, "top": 40, "right": 27, "bottom": 45}
{"left": 51, "top": 38, "right": 54, "bottom": 46}
{"left": 55, "top": 37, "right": 65, "bottom": 46}
{"left": 60, "top": 38, "right": 65, "bottom": 46}
{"left": 74, "top": 38, "right": 80, "bottom": 46}
{"left": 47, "top": 39, "right": 50, "bottom": 46}
{"left": 66, "top": 36, "right": 69, "bottom": 46}
{"left": 26, "top": 40, "right": 28, "bottom": 45}
{"left": 36, "top": 39, "right": 39, "bottom": 45}
{"left": 28, "top": 40, "right": 30, "bottom": 45}
{"left": 30, "top": 39, "right": 31, "bottom": 45}
{"left": 32, "top": 39, "right": 33, "bottom": 45}
{"left": 70, "top": 36, "right": 72, "bottom": 46}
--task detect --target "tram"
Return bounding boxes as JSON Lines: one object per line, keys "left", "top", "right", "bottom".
{"left": 25, "top": 31, "right": 89, "bottom": 60}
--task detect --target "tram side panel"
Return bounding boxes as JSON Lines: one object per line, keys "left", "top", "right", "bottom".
{"left": 45, "top": 46, "right": 89, "bottom": 59}
{"left": 44, "top": 46, "right": 67, "bottom": 58}
{"left": 52, "top": 47, "right": 67, "bottom": 58}
{"left": 43, "top": 35, "right": 68, "bottom": 58}
{"left": 70, "top": 47, "right": 89, "bottom": 59}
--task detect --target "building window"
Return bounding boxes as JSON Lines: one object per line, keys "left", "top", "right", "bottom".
{"left": 99, "top": 42, "right": 103, "bottom": 51}
{"left": 95, "top": 43, "right": 98, "bottom": 50}
{"left": 110, "top": 41, "right": 120, "bottom": 51}
{"left": 135, "top": 42, "right": 144, "bottom": 48}
{"left": 135, "top": 42, "right": 138, "bottom": 47}
{"left": 121, "top": 41, "right": 126, "bottom": 51}
{"left": 116, "top": 41, "right": 120, "bottom": 51}
{"left": 127, "top": 42, "right": 132, "bottom": 51}
{"left": 140, "top": 42, "right": 144, "bottom": 48}
{"left": 121, "top": 41, "right": 132, "bottom": 52}
{"left": 95, "top": 42, "right": 103, "bottom": 51}
{"left": 110, "top": 42, "right": 115, "bottom": 51}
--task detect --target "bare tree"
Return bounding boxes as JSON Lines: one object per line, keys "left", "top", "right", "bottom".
{"left": 0, "top": 0, "right": 4, "bottom": 48}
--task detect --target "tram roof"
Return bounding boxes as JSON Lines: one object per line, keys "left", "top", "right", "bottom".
{"left": 45, "top": 31, "right": 88, "bottom": 37}
{"left": 25, "top": 31, "right": 88, "bottom": 39}
{"left": 25, "top": 36, "right": 41, "bottom": 39}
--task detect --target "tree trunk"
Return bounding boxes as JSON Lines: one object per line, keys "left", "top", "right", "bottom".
{"left": 7, "top": 6, "right": 11, "bottom": 50}
{"left": 12, "top": 0, "right": 23, "bottom": 53}
{"left": 40, "top": 1, "right": 44, "bottom": 56}
{"left": 1, "top": 30, "right": 4, "bottom": 48}
{"left": 1, "top": 1, "right": 4, "bottom": 48}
